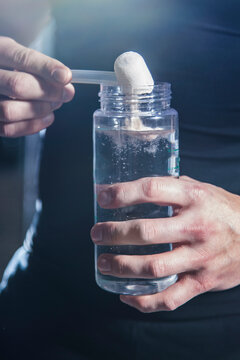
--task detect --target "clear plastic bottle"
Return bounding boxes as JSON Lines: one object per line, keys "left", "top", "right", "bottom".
{"left": 93, "top": 83, "right": 179, "bottom": 295}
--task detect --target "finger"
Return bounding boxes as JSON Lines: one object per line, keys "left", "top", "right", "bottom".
{"left": 97, "top": 245, "right": 199, "bottom": 279}
{"left": 0, "top": 69, "right": 75, "bottom": 102}
{"left": 0, "top": 100, "right": 62, "bottom": 122}
{"left": 91, "top": 217, "right": 189, "bottom": 245}
{"left": 120, "top": 273, "right": 205, "bottom": 313}
{"left": 180, "top": 175, "right": 200, "bottom": 183}
{"left": 0, "top": 113, "right": 54, "bottom": 137}
{"left": 0, "top": 37, "right": 72, "bottom": 85}
{"left": 97, "top": 177, "right": 192, "bottom": 209}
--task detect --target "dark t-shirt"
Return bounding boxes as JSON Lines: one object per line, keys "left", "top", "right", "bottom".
{"left": 1, "top": 1, "right": 240, "bottom": 359}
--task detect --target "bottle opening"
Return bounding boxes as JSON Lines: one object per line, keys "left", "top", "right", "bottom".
{"left": 99, "top": 82, "right": 172, "bottom": 113}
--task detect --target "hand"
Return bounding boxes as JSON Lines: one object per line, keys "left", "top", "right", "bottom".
{"left": 0, "top": 36, "right": 75, "bottom": 137}
{"left": 91, "top": 176, "right": 240, "bottom": 313}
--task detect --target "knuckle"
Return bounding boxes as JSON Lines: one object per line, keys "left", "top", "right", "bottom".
{"left": 191, "top": 247, "right": 212, "bottom": 267}
{"left": 192, "top": 221, "right": 208, "bottom": 239}
{"left": 137, "top": 299, "right": 155, "bottom": 313}
{"left": 142, "top": 178, "right": 160, "bottom": 198}
{"left": 113, "top": 184, "right": 128, "bottom": 204}
{"left": 147, "top": 258, "right": 164, "bottom": 278}
{"left": 184, "top": 219, "right": 210, "bottom": 241}
{"left": 180, "top": 175, "right": 199, "bottom": 183}
{"left": 0, "top": 36, "right": 14, "bottom": 43}
{"left": 0, "top": 37, "right": 16, "bottom": 48}
{"left": 8, "top": 73, "right": 26, "bottom": 97}
{"left": 192, "top": 279, "right": 205, "bottom": 294}
{"left": 13, "top": 47, "right": 34, "bottom": 68}
{"left": 114, "top": 256, "right": 128, "bottom": 276}
{"left": 207, "top": 220, "right": 225, "bottom": 238}
{"left": 0, "top": 102, "right": 13, "bottom": 121}
{"left": 180, "top": 175, "right": 191, "bottom": 181}
{"left": 163, "top": 296, "right": 178, "bottom": 311}
{"left": 0, "top": 123, "right": 16, "bottom": 138}
{"left": 202, "top": 278, "right": 214, "bottom": 292}
{"left": 187, "top": 183, "right": 208, "bottom": 204}
{"left": 105, "top": 222, "right": 118, "bottom": 242}
{"left": 194, "top": 274, "right": 214, "bottom": 293}
{"left": 138, "top": 221, "right": 157, "bottom": 243}
{"left": 194, "top": 219, "right": 220, "bottom": 241}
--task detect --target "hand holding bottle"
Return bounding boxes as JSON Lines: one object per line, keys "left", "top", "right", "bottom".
{"left": 91, "top": 176, "right": 240, "bottom": 312}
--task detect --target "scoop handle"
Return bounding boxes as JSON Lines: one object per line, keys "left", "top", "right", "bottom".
{"left": 71, "top": 70, "right": 117, "bottom": 85}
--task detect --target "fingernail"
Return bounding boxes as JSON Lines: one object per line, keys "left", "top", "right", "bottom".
{"left": 52, "top": 68, "right": 70, "bottom": 84}
{"left": 98, "top": 191, "right": 112, "bottom": 206}
{"left": 62, "top": 88, "right": 73, "bottom": 103}
{"left": 91, "top": 228, "right": 102, "bottom": 242}
{"left": 52, "top": 102, "right": 62, "bottom": 110}
{"left": 98, "top": 257, "right": 111, "bottom": 272}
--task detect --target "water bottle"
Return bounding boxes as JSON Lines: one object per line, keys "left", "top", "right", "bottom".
{"left": 93, "top": 83, "right": 179, "bottom": 295}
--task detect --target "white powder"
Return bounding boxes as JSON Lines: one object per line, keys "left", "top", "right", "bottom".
{"left": 114, "top": 51, "right": 159, "bottom": 137}
{"left": 114, "top": 51, "right": 154, "bottom": 95}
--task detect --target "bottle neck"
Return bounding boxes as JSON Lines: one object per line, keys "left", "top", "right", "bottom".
{"left": 99, "top": 83, "right": 171, "bottom": 114}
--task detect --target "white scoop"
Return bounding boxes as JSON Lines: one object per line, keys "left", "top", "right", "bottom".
{"left": 71, "top": 70, "right": 117, "bottom": 85}
{"left": 71, "top": 52, "right": 156, "bottom": 136}
{"left": 71, "top": 52, "right": 154, "bottom": 91}
{"left": 114, "top": 51, "right": 154, "bottom": 94}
